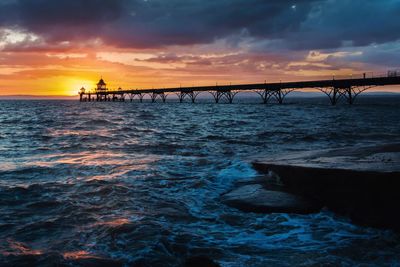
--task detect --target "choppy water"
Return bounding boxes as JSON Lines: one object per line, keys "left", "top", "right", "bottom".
{"left": 0, "top": 96, "right": 400, "bottom": 266}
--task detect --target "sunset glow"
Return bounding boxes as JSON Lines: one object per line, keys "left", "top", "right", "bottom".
{"left": 0, "top": 1, "right": 399, "bottom": 96}
{"left": 63, "top": 78, "right": 95, "bottom": 96}
{"left": 1, "top": 2, "right": 400, "bottom": 266}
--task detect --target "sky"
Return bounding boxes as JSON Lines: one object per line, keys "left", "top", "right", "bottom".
{"left": 0, "top": 0, "right": 399, "bottom": 96}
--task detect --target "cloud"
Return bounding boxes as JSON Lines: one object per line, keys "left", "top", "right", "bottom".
{"left": 285, "top": 0, "right": 400, "bottom": 50}
{"left": 0, "top": 28, "right": 41, "bottom": 50}
{"left": 306, "top": 51, "right": 363, "bottom": 62}
{"left": 0, "top": 0, "right": 318, "bottom": 49}
{"left": 0, "top": 0, "right": 399, "bottom": 53}
{"left": 1, "top": 0, "right": 399, "bottom": 92}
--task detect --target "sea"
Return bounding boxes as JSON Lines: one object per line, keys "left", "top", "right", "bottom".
{"left": 0, "top": 95, "right": 399, "bottom": 266}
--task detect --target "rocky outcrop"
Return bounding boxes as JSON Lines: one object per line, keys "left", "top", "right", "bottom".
{"left": 221, "top": 184, "right": 321, "bottom": 214}
{"left": 252, "top": 161, "right": 400, "bottom": 231}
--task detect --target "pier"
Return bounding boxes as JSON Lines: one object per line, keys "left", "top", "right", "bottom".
{"left": 79, "top": 71, "right": 400, "bottom": 105}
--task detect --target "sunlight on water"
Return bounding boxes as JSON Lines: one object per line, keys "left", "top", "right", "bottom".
{"left": 0, "top": 98, "right": 399, "bottom": 266}
{"left": 63, "top": 250, "right": 99, "bottom": 260}
{"left": 2, "top": 240, "right": 43, "bottom": 256}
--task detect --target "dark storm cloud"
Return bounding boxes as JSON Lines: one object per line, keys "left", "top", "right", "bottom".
{"left": 1, "top": 0, "right": 400, "bottom": 50}
{"left": 0, "top": 0, "right": 125, "bottom": 42}
{"left": 104, "top": 0, "right": 319, "bottom": 47}
{"left": 285, "top": 0, "right": 400, "bottom": 50}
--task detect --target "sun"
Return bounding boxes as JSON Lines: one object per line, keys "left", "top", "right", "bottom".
{"left": 62, "top": 78, "right": 95, "bottom": 96}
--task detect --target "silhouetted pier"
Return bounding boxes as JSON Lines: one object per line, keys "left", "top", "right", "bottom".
{"left": 79, "top": 71, "right": 400, "bottom": 105}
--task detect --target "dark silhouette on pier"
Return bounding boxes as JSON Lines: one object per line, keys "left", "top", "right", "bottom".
{"left": 79, "top": 71, "right": 400, "bottom": 105}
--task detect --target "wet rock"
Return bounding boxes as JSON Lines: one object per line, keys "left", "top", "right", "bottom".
{"left": 221, "top": 184, "right": 320, "bottom": 214}
{"left": 252, "top": 162, "right": 400, "bottom": 231}
{"left": 254, "top": 143, "right": 400, "bottom": 172}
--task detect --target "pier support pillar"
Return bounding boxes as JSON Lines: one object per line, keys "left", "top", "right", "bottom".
{"left": 319, "top": 87, "right": 339, "bottom": 105}
{"left": 273, "top": 88, "right": 294, "bottom": 104}
{"left": 178, "top": 92, "right": 185, "bottom": 103}
{"left": 276, "top": 90, "right": 283, "bottom": 104}
{"left": 210, "top": 91, "right": 222, "bottom": 103}
{"left": 161, "top": 93, "right": 167, "bottom": 103}
{"left": 210, "top": 90, "right": 237, "bottom": 104}
{"left": 318, "top": 86, "right": 374, "bottom": 105}
{"left": 344, "top": 86, "right": 373, "bottom": 105}
{"left": 332, "top": 88, "right": 338, "bottom": 105}
{"left": 347, "top": 88, "right": 353, "bottom": 105}
{"left": 190, "top": 92, "right": 200, "bottom": 103}
{"left": 256, "top": 89, "right": 275, "bottom": 104}
{"left": 151, "top": 92, "right": 166, "bottom": 103}
{"left": 177, "top": 91, "right": 200, "bottom": 103}
{"left": 225, "top": 91, "right": 237, "bottom": 104}
{"left": 319, "top": 87, "right": 352, "bottom": 105}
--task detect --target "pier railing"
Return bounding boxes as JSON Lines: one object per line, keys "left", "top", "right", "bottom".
{"left": 79, "top": 70, "right": 400, "bottom": 105}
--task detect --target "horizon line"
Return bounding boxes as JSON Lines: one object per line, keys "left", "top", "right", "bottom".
{"left": 1, "top": 91, "right": 400, "bottom": 100}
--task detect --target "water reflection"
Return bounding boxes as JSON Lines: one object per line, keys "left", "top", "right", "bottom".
{"left": 2, "top": 239, "right": 42, "bottom": 256}
{"left": 63, "top": 250, "right": 98, "bottom": 260}
{"left": 0, "top": 99, "right": 399, "bottom": 266}
{"left": 0, "top": 151, "right": 158, "bottom": 184}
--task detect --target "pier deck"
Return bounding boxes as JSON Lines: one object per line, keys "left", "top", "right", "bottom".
{"left": 80, "top": 73, "right": 400, "bottom": 105}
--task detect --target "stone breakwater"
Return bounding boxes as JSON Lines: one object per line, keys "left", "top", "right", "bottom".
{"left": 221, "top": 144, "right": 400, "bottom": 231}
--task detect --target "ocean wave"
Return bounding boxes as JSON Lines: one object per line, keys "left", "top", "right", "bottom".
{"left": 0, "top": 98, "right": 400, "bottom": 265}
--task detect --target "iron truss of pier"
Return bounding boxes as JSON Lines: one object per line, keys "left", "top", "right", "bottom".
{"left": 79, "top": 72, "right": 400, "bottom": 105}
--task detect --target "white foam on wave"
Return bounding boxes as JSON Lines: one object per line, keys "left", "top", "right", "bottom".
{"left": 216, "top": 160, "right": 258, "bottom": 186}
{"left": 184, "top": 160, "right": 258, "bottom": 218}
{"left": 224, "top": 210, "right": 394, "bottom": 251}
{"left": 198, "top": 209, "right": 400, "bottom": 266}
